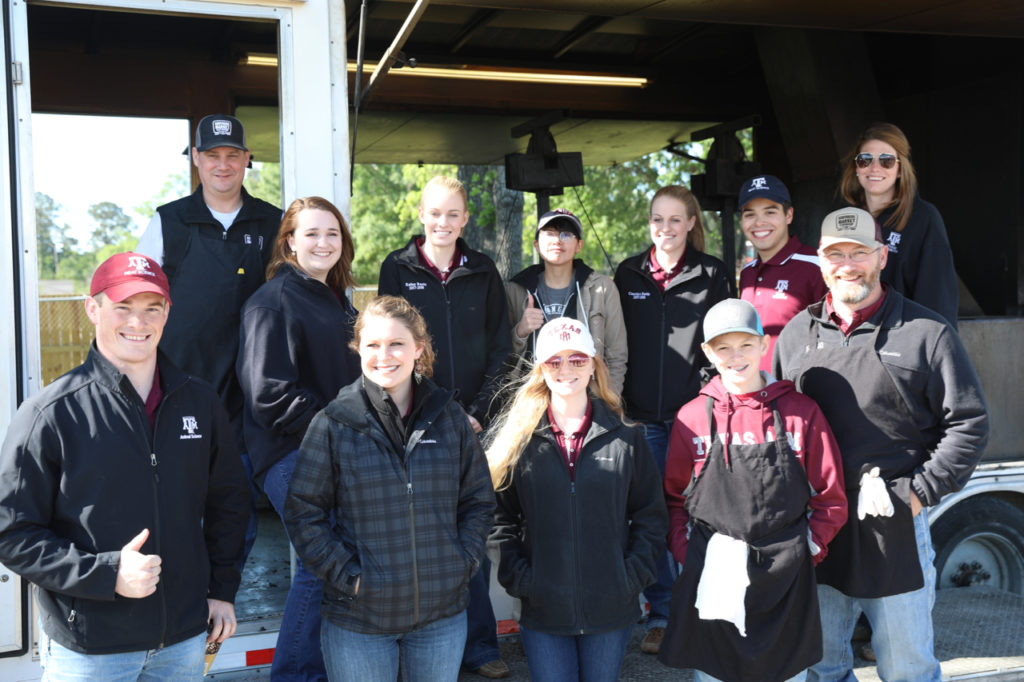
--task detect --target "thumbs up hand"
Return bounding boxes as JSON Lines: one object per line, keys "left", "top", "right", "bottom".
{"left": 516, "top": 293, "right": 545, "bottom": 338}
{"left": 115, "top": 528, "right": 162, "bottom": 598}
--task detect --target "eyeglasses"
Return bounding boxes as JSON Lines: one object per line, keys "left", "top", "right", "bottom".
{"left": 854, "top": 153, "right": 898, "bottom": 169}
{"left": 822, "top": 248, "right": 880, "bottom": 265}
{"left": 542, "top": 353, "right": 591, "bottom": 369}
{"left": 538, "top": 230, "right": 578, "bottom": 242}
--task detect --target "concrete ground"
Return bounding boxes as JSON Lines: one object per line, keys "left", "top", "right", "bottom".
{"left": 211, "top": 586, "right": 1024, "bottom": 681}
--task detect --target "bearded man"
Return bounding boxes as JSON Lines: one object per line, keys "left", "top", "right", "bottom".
{"left": 773, "top": 207, "right": 988, "bottom": 681}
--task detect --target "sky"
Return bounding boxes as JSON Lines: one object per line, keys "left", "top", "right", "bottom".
{"left": 31, "top": 113, "right": 191, "bottom": 246}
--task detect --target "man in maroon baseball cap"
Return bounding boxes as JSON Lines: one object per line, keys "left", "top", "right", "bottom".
{"left": 0, "top": 252, "right": 249, "bottom": 679}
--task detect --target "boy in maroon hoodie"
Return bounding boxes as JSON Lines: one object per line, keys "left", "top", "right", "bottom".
{"left": 658, "top": 299, "right": 846, "bottom": 682}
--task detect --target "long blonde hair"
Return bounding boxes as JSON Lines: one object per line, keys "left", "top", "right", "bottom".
{"left": 486, "top": 355, "right": 623, "bottom": 491}
{"left": 650, "top": 184, "right": 707, "bottom": 253}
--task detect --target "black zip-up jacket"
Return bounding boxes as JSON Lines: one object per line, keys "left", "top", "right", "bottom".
{"left": 490, "top": 400, "right": 668, "bottom": 635}
{"left": 614, "top": 247, "right": 734, "bottom": 422}
{"left": 774, "top": 290, "right": 988, "bottom": 507}
{"left": 876, "top": 195, "right": 959, "bottom": 329}
{"left": 377, "top": 236, "right": 512, "bottom": 425}
{"left": 0, "top": 347, "right": 249, "bottom": 654}
{"left": 237, "top": 263, "right": 360, "bottom": 485}
{"left": 284, "top": 377, "right": 495, "bottom": 634}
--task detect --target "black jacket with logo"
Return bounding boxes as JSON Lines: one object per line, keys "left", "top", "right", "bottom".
{"left": 377, "top": 237, "right": 512, "bottom": 425}
{"left": 0, "top": 347, "right": 250, "bottom": 654}
{"left": 614, "top": 247, "right": 734, "bottom": 422}
{"left": 490, "top": 399, "right": 668, "bottom": 635}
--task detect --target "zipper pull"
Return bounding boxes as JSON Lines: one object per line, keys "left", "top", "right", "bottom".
{"left": 150, "top": 453, "right": 160, "bottom": 483}
{"left": 407, "top": 482, "right": 413, "bottom": 495}
{"left": 67, "top": 609, "right": 76, "bottom": 624}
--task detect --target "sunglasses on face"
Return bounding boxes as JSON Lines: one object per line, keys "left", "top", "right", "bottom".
{"left": 854, "top": 153, "right": 898, "bottom": 169}
{"left": 542, "top": 353, "right": 591, "bottom": 369}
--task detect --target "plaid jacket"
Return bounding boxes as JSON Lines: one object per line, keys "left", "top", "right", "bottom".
{"left": 284, "top": 377, "right": 495, "bottom": 634}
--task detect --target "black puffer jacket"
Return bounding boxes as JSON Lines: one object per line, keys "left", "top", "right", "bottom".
{"left": 377, "top": 237, "right": 512, "bottom": 425}
{"left": 490, "top": 399, "right": 668, "bottom": 635}
{"left": 284, "top": 377, "right": 495, "bottom": 634}
{"left": 614, "top": 247, "right": 734, "bottom": 422}
{"left": 0, "top": 347, "right": 249, "bottom": 654}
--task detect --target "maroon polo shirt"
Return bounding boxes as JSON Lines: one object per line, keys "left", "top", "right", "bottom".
{"left": 740, "top": 236, "right": 828, "bottom": 371}
{"left": 648, "top": 246, "right": 684, "bottom": 292}
{"left": 415, "top": 237, "right": 464, "bottom": 283}
{"left": 547, "top": 400, "right": 594, "bottom": 481}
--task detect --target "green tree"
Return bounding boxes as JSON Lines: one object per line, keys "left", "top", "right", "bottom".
{"left": 35, "top": 192, "right": 77, "bottom": 280}
{"left": 87, "top": 201, "right": 135, "bottom": 250}
{"left": 244, "top": 162, "right": 283, "bottom": 208}
{"left": 136, "top": 169, "right": 190, "bottom": 219}
{"left": 349, "top": 163, "right": 455, "bottom": 284}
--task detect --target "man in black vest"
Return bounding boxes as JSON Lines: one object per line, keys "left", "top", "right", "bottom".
{"left": 774, "top": 207, "right": 988, "bottom": 681}
{"left": 136, "top": 114, "right": 280, "bottom": 562}
{"left": 137, "top": 114, "right": 280, "bottom": 451}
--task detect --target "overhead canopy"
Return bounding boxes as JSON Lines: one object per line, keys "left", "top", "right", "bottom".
{"left": 28, "top": 1, "right": 1024, "bottom": 165}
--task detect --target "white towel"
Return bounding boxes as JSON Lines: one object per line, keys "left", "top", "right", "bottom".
{"left": 695, "top": 532, "right": 750, "bottom": 637}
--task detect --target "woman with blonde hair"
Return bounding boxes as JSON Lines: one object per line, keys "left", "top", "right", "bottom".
{"left": 488, "top": 318, "right": 667, "bottom": 682}
{"left": 839, "top": 122, "right": 958, "bottom": 327}
{"left": 613, "top": 184, "right": 733, "bottom": 652}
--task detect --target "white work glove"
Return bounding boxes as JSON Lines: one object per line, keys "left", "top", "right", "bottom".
{"left": 807, "top": 528, "right": 821, "bottom": 557}
{"left": 857, "top": 467, "right": 895, "bottom": 520}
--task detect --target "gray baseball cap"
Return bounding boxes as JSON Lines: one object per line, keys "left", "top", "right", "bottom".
{"left": 819, "top": 207, "right": 882, "bottom": 249}
{"left": 703, "top": 299, "right": 764, "bottom": 342}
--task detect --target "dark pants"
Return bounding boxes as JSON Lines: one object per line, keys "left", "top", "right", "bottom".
{"left": 462, "top": 557, "right": 500, "bottom": 669}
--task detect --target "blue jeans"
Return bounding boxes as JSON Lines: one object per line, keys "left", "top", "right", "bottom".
{"left": 462, "top": 557, "right": 501, "bottom": 668}
{"left": 239, "top": 452, "right": 261, "bottom": 572}
{"left": 39, "top": 629, "right": 204, "bottom": 681}
{"left": 640, "top": 419, "right": 677, "bottom": 629}
{"left": 695, "top": 671, "right": 806, "bottom": 682}
{"left": 519, "top": 624, "right": 632, "bottom": 682}
{"left": 321, "top": 610, "right": 467, "bottom": 682}
{"left": 264, "top": 449, "right": 328, "bottom": 682}
{"left": 809, "top": 509, "right": 940, "bottom": 682}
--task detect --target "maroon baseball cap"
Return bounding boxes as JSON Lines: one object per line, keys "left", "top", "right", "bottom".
{"left": 90, "top": 253, "right": 172, "bottom": 304}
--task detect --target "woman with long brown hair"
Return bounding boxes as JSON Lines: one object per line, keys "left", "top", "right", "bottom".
{"left": 839, "top": 122, "right": 958, "bottom": 327}
{"left": 237, "top": 195, "right": 359, "bottom": 680}
{"left": 487, "top": 318, "right": 667, "bottom": 681}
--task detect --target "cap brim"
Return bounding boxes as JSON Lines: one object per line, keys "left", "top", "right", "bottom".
{"left": 705, "top": 326, "right": 762, "bottom": 342}
{"left": 819, "top": 236, "right": 879, "bottom": 249}
{"left": 195, "top": 142, "right": 249, "bottom": 153}
{"left": 102, "top": 281, "right": 172, "bottom": 305}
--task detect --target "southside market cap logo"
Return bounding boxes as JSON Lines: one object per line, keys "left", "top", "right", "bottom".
{"left": 212, "top": 119, "right": 233, "bottom": 136}
{"left": 835, "top": 213, "right": 859, "bottom": 232}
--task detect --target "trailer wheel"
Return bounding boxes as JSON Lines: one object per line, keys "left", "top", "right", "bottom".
{"left": 931, "top": 496, "right": 1024, "bottom": 594}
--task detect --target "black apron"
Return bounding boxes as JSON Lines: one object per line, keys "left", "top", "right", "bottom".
{"left": 659, "top": 399, "right": 820, "bottom": 682}
{"left": 796, "top": 317, "right": 923, "bottom": 598}
{"left": 159, "top": 222, "right": 267, "bottom": 448}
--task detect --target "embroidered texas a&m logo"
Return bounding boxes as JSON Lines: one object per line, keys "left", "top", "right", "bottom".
{"left": 180, "top": 416, "right": 203, "bottom": 440}
{"left": 748, "top": 176, "right": 770, "bottom": 191}
{"left": 123, "top": 256, "right": 157, "bottom": 278}
{"left": 772, "top": 279, "right": 790, "bottom": 299}
{"left": 886, "top": 231, "right": 901, "bottom": 254}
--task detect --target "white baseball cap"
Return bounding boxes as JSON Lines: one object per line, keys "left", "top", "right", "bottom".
{"left": 534, "top": 317, "right": 596, "bottom": 365}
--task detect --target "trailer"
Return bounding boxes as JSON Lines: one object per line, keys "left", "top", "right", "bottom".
{"left": 3, "top": 0, "right": 1024, "bottom": 678}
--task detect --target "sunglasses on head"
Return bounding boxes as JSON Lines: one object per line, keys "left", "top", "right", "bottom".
{"left": 542, "top": 353, "right": 591, "bottom": 369}
{"left": 854, "top": 153, "right": 898, "bottom": 169}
